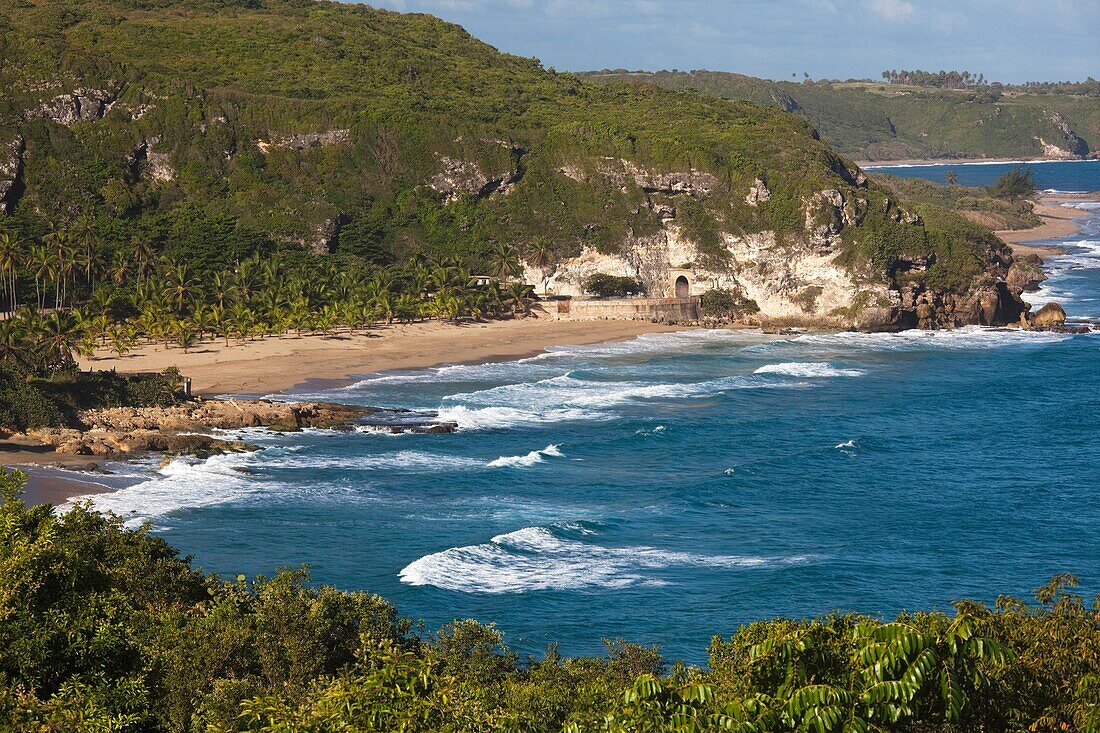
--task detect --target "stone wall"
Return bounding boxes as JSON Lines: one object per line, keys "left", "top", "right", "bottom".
{"left": 555, "top": 296, "right": 699, "bottom": 322}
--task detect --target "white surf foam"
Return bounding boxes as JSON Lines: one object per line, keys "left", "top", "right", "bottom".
{"left": 785, "top": 325, "right": 1072, "bottom": 352}
{"left": 487, "top": 444, "right": 564, "bottom": 469}
{"left": 755, "top": 362, "right": 865, "bottom": 378}
{"left": 398, "top": 525, "right": 813, "bottom": 593}
{"left": 63, "top": 452, "right": 262, "bottom": 526}
{"left": 443, "top": 373, "right": 806, "bottom": 420}
{"left": 270, "top": 450, "right": 481, "bottom": 472}
{"left": 865, "top": 159, "right": 1095, "bottom": 169}
{"left": 433, "top": 405, "right": 605, "bottom": 431}
{"left": 835, "top": 439, "right": 857, "bottom": 450}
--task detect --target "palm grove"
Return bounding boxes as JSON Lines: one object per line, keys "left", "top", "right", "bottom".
{"left": 0, "top": 216, "right": 535, "bottom": 429}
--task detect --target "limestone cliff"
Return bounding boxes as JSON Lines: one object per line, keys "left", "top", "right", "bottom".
{"left": 523, "top": 161, "right": 1027, "bottom": 331}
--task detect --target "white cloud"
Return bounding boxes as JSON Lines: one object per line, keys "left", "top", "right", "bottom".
{"left": 866, "top": 0, "right": 915, "bottom": 21}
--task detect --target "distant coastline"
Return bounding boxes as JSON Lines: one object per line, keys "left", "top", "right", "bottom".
{"left": 859, "top": 157, "right": 1099, "bottom": 169}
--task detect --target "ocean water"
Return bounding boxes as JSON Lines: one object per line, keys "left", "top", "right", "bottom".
{"left": 69, "top": 163, "right": 1100, "bottom": 664}
{"left": 864, "top": 158, "right": 1100, "bottom": 193}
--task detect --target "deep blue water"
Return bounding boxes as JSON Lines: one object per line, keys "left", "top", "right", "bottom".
{"left": 865, "top": 158, "right": 1100, "bottom": 192}
{"left": 72, "top": 163, "right": 1100, "bottom": 665}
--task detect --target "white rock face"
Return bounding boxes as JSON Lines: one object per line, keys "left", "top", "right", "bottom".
{"left": 0, "top": 136, "right": 23, "bottom": 212}
{"left": 524, "top": 220, "right": 895, "bottom": 328}
{"left": 1036, "top": 137, "right": 1078, "bottom": 161}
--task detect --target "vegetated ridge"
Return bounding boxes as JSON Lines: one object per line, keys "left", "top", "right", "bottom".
{"left": 0, "top": 0, "right": 1040, "bottom": 333}
{"left": 580, "top": 69, "right": 1099, "bottom": 163}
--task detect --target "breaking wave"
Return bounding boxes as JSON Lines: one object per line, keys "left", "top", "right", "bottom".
{"left": 398, "top": 525, "right": 815, "bottom": 593}
{"left": 755, "top": 362, "right": 865, "bottom": 378}
{"left": 64, "top": 452, "right": 263, "bottom": 526}
{"left": 488, "top": 444, "right": 564, "bottom": 469}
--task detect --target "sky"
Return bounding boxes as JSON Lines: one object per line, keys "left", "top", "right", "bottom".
{"left": 359, "top": 0, "right": 1098, "bottom": 83}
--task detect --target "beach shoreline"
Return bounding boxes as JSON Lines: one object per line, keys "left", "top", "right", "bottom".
{"left": 78, "top": 317, "right": 686, "bottom": 397}
{"left": 995, "top": 192, "right": 1098, "bottom": 254}
{"left": 3, "top": 317, "right": 688, "bottom": 503}
{"left": 9, "top": 188, "right": 1099, "bottom": 507}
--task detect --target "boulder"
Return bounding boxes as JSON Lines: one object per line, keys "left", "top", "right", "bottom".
{"left": 1030, "top": 302, "right": 1067, "bottom": 330}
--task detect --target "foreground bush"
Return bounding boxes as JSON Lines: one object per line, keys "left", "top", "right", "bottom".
{"left": 1, "top": 467, "right": 1098, "bottom": 731}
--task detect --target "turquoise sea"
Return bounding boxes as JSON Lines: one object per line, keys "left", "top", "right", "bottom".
{"left": 69, "top": 161, "right": 1100, "bottom": 664}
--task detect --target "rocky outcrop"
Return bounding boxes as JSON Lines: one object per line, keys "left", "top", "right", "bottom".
{"left": 592, "top": 158, "right": 718, "bottom": 196}
{"left": 0, "top": 136, "right": 24, "bottom": 213}
{"left": 529, "top": 166, "right": 1029, "bottom": 332}
{"left": 129, "top": 137, "right": 176, "bottom": 183}
{"left": 1047, "top": 113, "right": 1089, "bottom": 158}
{"left": 527, "top": 220, "right": 899, "bottom": 330}
{"left": 1028, "top": 301, "right": 1067, "bottom": 330}
{"left": 801, "top": 189, "right": 872, "bottom": 249}
{"left": 1007, "top": 254, "right": 1046, "bottom": 293}
{"left": 13, "top": 399, "right": 457, "bottom": 459}
{"left": 310, "top": 214, "right": 349, "bottom": 254}
{"left": 745, "top": 178, "right": 770, "bottom": 206}
{"left": 29, "top": 88, "right": 116, "bottom": 125}
{"left": 257, "top": 129, "right": 350, "bottom": 153}
{"left": 429, "top": 154, "right": 522, "bottom": 204}
{"left": 896, "top": 279, "right": 1026, "bottom": 330}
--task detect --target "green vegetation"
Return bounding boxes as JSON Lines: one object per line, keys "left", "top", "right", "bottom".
{"left": 580, "top": 70, "right": 1098, "bottom": 161}
{"left": 0, "top": 362, "right": 185, "bottom": 432}
{"left": 583, "top": 273, "right": 645, "bottom": 298}
{"left": 1, "top": 468, "right": 1099, "bottom": 731}
{"left": 699, "top": 288, "right": 759, "bottom": 319}
{"left": 871, "top": 173, "right": 1041, "bottom": 231}
{"left": 0, "top": 0, "right": 1018, "bottom": 352}
{"left": 988, "top": 166, "right": 1039, "bottom": 201}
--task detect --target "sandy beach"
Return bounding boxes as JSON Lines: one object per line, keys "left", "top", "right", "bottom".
{"left": 998, "top": 201, "right": 1086, "bottom": 248}
{"left": 6, "top": 317, "right": 684, "bottom": 504}
{"left": 77, "top": 317, "right": 683, "bottom": 396}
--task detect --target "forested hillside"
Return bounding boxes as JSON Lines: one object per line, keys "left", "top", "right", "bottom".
{"left": 0, "top": 0, "right": 1034, "bottom": 341}
{"left": 581, "top": 70, "right": 1099, "bottom": 162}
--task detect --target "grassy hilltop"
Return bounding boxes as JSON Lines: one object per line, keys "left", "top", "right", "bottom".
{"left": 581, "top": 70, "right": 1100, "bottom": 162}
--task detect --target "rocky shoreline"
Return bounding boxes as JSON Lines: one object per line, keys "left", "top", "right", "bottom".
{"left": 6, "top": 399, "right": 457, "bottom": 465}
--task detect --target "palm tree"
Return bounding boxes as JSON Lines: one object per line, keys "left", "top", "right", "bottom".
{"left": 109, "top": 324, "right": 134, "bottom": 358}
{"left": 488, "top": 242, "right": 521, "bottom": 281}
{"left": 210, "top": 271, "right": 233, "bottom": 309}
{"left": 41, "top": 310, "right": 80, "bottom": 369}
{"left": 0, "top": 317, "right": 31, "bottom": 369}
{"left": 0, "top": 232, "right": 21, "bottom": 315}
{"left": 504, "top": 282, "right": 536, "bottom": 317}
{"left": 130, "top": 236, "right": 155, "bottom": 282}
{"left": 29, "top": 244, "right": 56, "bottom": 309}
{"left": 163, "top": 262, "right": 198, "bottom": 314}
{"left": 72, "top": 212, "right": 99, "bottom": 287}
{"left": 526, "top": 237, "right": 554, "bottom": 270}
{"left": 108, "top": 250, "right": 129, "bottom": 285}
{"left": 189, "top": 302, "right": 214, "bottom": 341}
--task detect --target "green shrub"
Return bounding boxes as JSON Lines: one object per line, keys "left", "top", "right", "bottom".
{"left": 583, "top": 273, "right": 645, "bottom": 297}
{"left": 699, "top": 287, "right": 759, "bottom": 318}
{"left": 0, "top": 363, "right": 63, "bottom": 432}
{"left": 989, "top": 165, "right": 1037, "bottom": 201}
